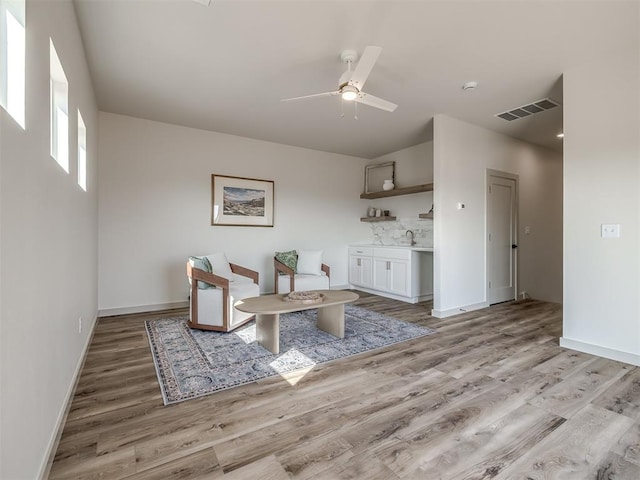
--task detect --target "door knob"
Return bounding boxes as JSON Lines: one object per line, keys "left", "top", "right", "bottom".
{"left": 512, "top": 244, "right": 518, "bottom": 249}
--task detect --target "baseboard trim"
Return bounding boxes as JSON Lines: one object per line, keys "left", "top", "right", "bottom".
{"left": 98, "top": 301, "right": 189, "bottom": 317}
{"left": 559, "top": 337, "right": 640, "bottom": 367}
{"left": 431, "top": 301, "right": 490, "bottom": 318}
{"left": 349, "top": 286, "right": 431, "bottom": 304}
{"left": 39, "top": 313, "right": 99, "bottom": 480}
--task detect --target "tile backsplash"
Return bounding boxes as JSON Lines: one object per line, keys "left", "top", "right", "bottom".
{"left": 369, "top": 217, "right": 433, "bottom": 247}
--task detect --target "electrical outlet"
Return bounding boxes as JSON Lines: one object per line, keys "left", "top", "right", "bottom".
{"left": 78, "top": 317, "right": 82, "bottom": 334}
{"left": 524, "top": 226, "right": 531, "bottom": 235}
{"left": 601, "top": 224, "right": 620, "bottom": 238}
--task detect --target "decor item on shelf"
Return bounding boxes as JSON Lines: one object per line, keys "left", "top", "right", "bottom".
{"left": 383, "top": 210, "right": 390, "bottom": 216}
{"left": 211, "top": 174, "right": 274, "bottom": 227}
{"left": 364, "top": 161, "right": 395, "bottom": 194}
{"left": 367, "top": 206, "right": 376, "bottom": 217}
{"left": 375, "top": 209, "right": 382, "bottom": 217}
{"left": 383, "top": 179, "right": 394, "bottom": 191}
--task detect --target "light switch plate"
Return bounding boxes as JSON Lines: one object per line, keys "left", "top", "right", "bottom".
{"left": 601, "top": 224, "right": 620, "bottom": 238}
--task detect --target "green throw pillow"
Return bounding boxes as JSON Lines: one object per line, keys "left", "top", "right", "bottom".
{"left": 188, "top": 256, "right": 215, "bottom": 289}
{"left": 275, "top": 250, "right": 298, "bottom": 273}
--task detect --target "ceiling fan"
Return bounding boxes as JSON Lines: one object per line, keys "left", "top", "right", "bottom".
{"left": 282, "top": 46, "right": 397, "bottom": 113}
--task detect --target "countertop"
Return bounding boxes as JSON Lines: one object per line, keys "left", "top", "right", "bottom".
{"left": 350, "top": 244, "right": 434, "bottom": 252}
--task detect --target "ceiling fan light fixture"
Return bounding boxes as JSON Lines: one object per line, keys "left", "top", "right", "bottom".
{"left": 341, "top": 85, "right": 358, "bottom": 101}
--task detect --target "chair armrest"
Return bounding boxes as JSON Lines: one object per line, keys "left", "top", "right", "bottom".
{"left": 274, "top": 257, "right": 295, "bottom": 294}
{"left": 230, "top": 263, "right": 259, "bottom": 284}
{"left": 186, "top": 262, "right": 229, "bottom": 288}
{"left": 274, "top": 258, "right": 294, "bottom": 276}
{"left": 321, "top": 263, "right": 330, "bottom": 278}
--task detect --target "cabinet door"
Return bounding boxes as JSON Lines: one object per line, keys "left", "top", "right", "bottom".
{"left": 373, "top": 258, "right": 390, "bottom": 291}
{"left": 360, "top": 256, "right": 373, "bottom": 288}
{"left": 388, "top": 259, "right": 409, "bottom": 295}
{"left": 349, "top": 255, "right": 361, "bottom": 286}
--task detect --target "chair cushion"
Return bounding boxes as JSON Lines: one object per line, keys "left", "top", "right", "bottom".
{"left": 275, "top": 250, "right": 298, "bottom": 272}
{"left": 277, "top": 272, "right": 329, "bottom": 294}
{"left": 188, "top": 256, "right": 214, "bottom": 289}
{"left": 205, "top": 252, "right": 234, "bottom": 281}
{"left": 195, "top": 280, "right": 259, "bottom": 328}
{"left": 296, "top": 250, "right": 323, "bottom": 275}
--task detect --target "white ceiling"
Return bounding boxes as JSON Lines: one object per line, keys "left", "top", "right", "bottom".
{"left": 73, "top": 0, "right": 638, "bottom": 159}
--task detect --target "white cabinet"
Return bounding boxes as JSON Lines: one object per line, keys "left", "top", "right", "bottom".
{"left": 373, "top": 258, "right": 408, "bottom": 295}
{"left": 348, "top": 246, "right": 433, "bottom": 304}
{"left": 349, "top": 253, "right": 373, "bottom": 289}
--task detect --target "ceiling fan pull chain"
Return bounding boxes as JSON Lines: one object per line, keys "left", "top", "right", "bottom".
{"left": 354, "top": 100, "right": 358, "bottom": 120}
{"left": 340, "top": 97, "right": 345, "bottom": 118}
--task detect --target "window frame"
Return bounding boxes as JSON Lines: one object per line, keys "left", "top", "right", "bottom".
{"left": 77, "top": 110, "right": 87, "bottom": 191}
{"left": 49, "top": 38, "right": 69, "bottom": 173}
{"left": 0, "top": 0, "right": 26, "bottom": 128}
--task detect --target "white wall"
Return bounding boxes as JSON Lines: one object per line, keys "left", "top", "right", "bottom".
{"left": 0, "top": 1, "right": 99, "bottom": 478}
{"left": 433, "top": 114, "right": 562, "bottom": 317}
{"left": 562, "top": 46, "right": 640, "bottom": 365}
{"left": 98, "top": 113, "right": 369, "bottom": 313}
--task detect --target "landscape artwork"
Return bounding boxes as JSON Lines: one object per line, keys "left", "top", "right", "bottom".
{"left": 212, "top": 174, "right": 274, "bottom": 227}
{"left": 223, "top": 187, "right": 265, "bottom": 216}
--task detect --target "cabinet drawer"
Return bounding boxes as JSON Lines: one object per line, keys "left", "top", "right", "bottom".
{"left": 373, "top": 248, "right": 411, "bottom": 260}
{"left": 349, "top": 246, "right": 373, "bottom": 257}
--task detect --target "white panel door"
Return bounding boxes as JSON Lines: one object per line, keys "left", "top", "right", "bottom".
{"left": 349, "top": 256, "right": 361, "bottom": 286}
{"left": 360, "top": 257, "right": 373, "bottom": 288}
{"left": 373, "top": 258, "right": 390, "bottom": 291}
{"left": 488, "top": 173, "right": 517, "bottom": 304}
{"left": 388, "top": 260, "right": 409, "bottom": 295}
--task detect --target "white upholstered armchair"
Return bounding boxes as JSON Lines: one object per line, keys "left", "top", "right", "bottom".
{"left": 187, "top": 253, "right": 260, "bottom": 332}
{"left": 274, "top": 250, "right": 330, "bottom": 294}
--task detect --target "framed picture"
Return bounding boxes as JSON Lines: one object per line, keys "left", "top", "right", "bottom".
{"left": 211, "top": 174, "right": 274, "bottom": 227}
{"left": 364, "top": 161, "right": 395, "bottom": 193}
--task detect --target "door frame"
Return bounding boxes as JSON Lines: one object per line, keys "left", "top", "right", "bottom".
{"left": 486, "top": 169, "right": 519, "bottom": 304}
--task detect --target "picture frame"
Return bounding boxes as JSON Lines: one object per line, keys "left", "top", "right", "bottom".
{"left": 364, "top": 161, "right": 395, "bottom": 193}
{"left": 211, "top": 174, "right": 274, "bottom": 227}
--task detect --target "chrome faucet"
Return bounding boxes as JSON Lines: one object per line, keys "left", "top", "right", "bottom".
{"left": 406, "top": 230, "right": 416, "bottom": 246}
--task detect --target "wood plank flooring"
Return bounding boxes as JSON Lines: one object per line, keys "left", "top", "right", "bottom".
{"left": 49, "top": 293, "right": 640, "bottom": 479}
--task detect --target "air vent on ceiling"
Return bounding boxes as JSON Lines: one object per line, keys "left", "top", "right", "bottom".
{"left": 496, "top": 97, "right": 560, "bottom": 121}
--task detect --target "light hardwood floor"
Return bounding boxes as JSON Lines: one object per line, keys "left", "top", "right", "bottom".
{"left": 49, "top": 292, "right": 640, "bottom": 479}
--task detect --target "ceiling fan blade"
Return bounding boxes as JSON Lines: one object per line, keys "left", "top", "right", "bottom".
{"left": 356, "top": 92, "right": 397, "bottom": 112}
{"left": 348, "top": 46, "right": 382, "bottom": 91}
{"left": 281, "top": 91, "right": 340, "bottom": 102}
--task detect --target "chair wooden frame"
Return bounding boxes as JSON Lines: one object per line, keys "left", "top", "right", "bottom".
{"left": 273, "top": 257, "right": 330, "bottom": 294}
{"left": 186, "top": 261, "right": 259, "bottom": 332}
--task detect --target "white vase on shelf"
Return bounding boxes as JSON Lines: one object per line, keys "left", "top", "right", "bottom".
{"left": 382, "top": 179, "right": 394, "bottom": 191}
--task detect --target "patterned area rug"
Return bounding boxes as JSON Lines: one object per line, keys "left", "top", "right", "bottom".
{"left": 145, "top": 305, "right": 435, "bottom": 404}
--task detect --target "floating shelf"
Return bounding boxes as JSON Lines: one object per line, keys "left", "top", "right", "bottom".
{"left": 360, "top": 216, "right": 397, "bottom": 222}
{"left": 418, "top": 212, "right": 433, "bottom": 219}
{"left": 360, "top": 183, "right": 434, "bottom": 199}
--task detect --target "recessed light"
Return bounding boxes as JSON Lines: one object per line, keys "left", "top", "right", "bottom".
{"left": 557, "top": 133, "right": 564, "bottom": 138}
